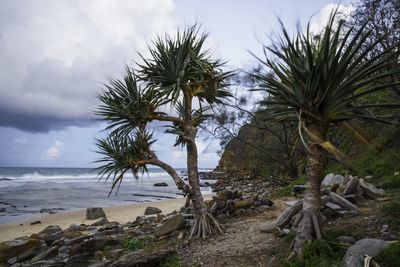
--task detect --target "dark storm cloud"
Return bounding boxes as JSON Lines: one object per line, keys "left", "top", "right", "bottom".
{"left": 0, "top": 0, "right": 175, "bottom": 133}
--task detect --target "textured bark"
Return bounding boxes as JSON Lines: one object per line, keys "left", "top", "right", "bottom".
{"left": 183, "top": 94, "right": 222, "bottom": 238}
{"left": 151, "top": 159, "right": 191, "bottom": 195}
{"left": 292, "top": 122, "right": 327, "bottom": 255}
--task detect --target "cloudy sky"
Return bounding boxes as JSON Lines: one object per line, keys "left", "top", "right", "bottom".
{"left": 0, "top": 0, "right": 354, "bottom": 168}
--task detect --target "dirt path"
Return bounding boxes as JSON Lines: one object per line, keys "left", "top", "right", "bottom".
{"left": 178, "top": 197, "right": 296, "bottom": 267}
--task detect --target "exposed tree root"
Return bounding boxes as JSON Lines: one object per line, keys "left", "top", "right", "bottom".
{"left": 291, "top": 210, "right": 323, "bottom": 256}
{"left": 189, "top": 211, "right": 223, "bottom": 239}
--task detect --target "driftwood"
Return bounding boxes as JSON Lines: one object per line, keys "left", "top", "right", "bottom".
{"left": 276, "top": 200, "right": 303, "bottom": 228}
{"left": 329, "top": 192, "right": 358, "bottom": 211}
{"left": 232, "top": 195, "right": 258, "bottom": 209}
{"left": 343, "top": 176, "right": 359, "bottom": 195}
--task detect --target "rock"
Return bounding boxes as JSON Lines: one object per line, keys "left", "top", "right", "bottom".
{"left": 259, "top": 222, "right": 276, "bottom": 233}
{"left": 329, "top": 192, "right": 358, "bottom": 211}
{"left": 321, "top": 173, "right": 344, "bottom": 187}
{"left": 0, "top": 238, "right": 42, "bottom": 262}
{"left": 216, "top": 189, "right": 234, "bottom": 201}
{"left": 144, "top": 206, "right": 162, "bottom": 215}
{"left": 153, "top": 182, "right": 168, "bottom": 187}
{"left": 343, "top": 194, "right": 357, "bottom": 204}
{"left": 16, "top": 243, "right": 47, "bottom": 262}
{"left": 359, "top": 180, "right": 385, "bottom": 199}
{"left": 381, "top": 224, "right": 389, "bottom": 233}
{"left": 113, "top": 248, "right": 175, "bottom": 267}
{"left": 107, "top": 248, "right": 124, "bottom": 259}
{"left": 271, "top": 226, "right": 285, "bottom": 237}
{"left": 65, "top": 252, "right": 92, "bottom": 267}
{"left": 293, "top": 185, "right": 306, "bottom": 193}
{"left": 154, "top": 214, "right": 186, "bottom": 237}
{"left": 7, "top": 256, "right": 17, "bottom": 265}
{"left": 33, "top": 225, "right": 63, "bottom": 245}
{"left": 65, "top": 233, "right": 95, "bottom": 246}
{"left": 324, "top": 202, "right": 342, "bottom": 210}
{"left": 343, "top": 176, "right": 359, "bottom": 195}
{"left": 30, "top": 246, "right": 58, "bottom": 263}
{"left": 343, "top": 238, "right": 390, "bottom": 267}
{"left": 256, "top": 197, "right": 274, "bottom": 207}
{"left": 337, "top": 210, "right": 358, "bottom": 217}
{"left": 336, "top": 236, "right": 356, "bottom": 244}
{"left": 30, "top": 220, "right": 42, "bottom": 225}
{"left": 86, "top": 207, "right": 106, "bottom": 220}
{"left": 65, "top": 224, "right": 81, "bottom": 232}
{"left": 90, "top": 217, "right": 108, "bottom": 226}
{"left": 69, "top": 237, "right": 120, "bottom": 256}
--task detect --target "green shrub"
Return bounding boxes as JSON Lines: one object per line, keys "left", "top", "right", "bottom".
{"left": 380, "top": 201, "right": 400, "bottom": 217}
{"left": 159, "top": 253, "right": 181, "bottom": 267}
{"left": 374, "top": 242, "right": 400, "bottom": 267}
{"left": 280, "top": 240, "right": 343, "bottom": 267}
{"left": 274, "top": 175, "right": 306, "bottom": 197}
{"left": 122, "top": 236, "right": 154, "bottom": 251}
{"left": 380, "top": 173, "right": 400, "bottom": 190}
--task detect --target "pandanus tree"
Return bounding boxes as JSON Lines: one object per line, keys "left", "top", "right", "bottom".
{"left": 253, "top": 12, "right": 400, "bottom": 254}
{"left": 96, "top": 25, "right": 232, "bottom": 238}
{"left": 95, "top": 70, "right": 190, "bottom": 196}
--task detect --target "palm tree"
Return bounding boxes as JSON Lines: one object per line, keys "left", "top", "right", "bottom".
{"left": 253, "top": 12, "right": 400, "bottom": 254}
{"left": 95, "top": 69, "right": 190, "bottom": 196}
{"left": 138, "top": 25, "right": 232, "bottom": 238}
{"left": 96, "top": 25, "right": 232, "bottom": 238}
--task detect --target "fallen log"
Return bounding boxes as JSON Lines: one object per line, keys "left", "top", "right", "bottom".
{"left": 232, "top": 195, "right": 258, "bottom": 209}
{"left": 329, "top": 192, "right": 358, "bottom": 211}
{"left": 276, "top": 200, "right": 303, "bottom": 228}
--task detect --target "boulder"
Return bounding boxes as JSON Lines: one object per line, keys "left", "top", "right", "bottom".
{"left": 0, "top": 238, "right": 42, "bottom": 262}
{"left": 144, "top": 206, "right": 162, "bottom": 215}
{"left": 343, "top": 176, "right": 359, "bottom": 195}
{"left": 33, "top": 225, "right": 63, "bottom": 244}
{"left": 113, "top": 248, "right": 175, "bottom": 267}
{"left": 30, "top": 246, "right": 58, "bottom": 263}
{"left": 293, "top": 185, "right": 306, "bottom": 193}
{"left": 90, "top": 217, "right": 108, "bottom": 226}
{"left": 343, "top": 238, "right": 390, "bottom": 267}
{"left": 324, "top": 202, "right": 342, "bottom": 211}
{"left": 216, "top": 189, "right": 234, "bottom": 201}
{"left": 321, "top": 173, "right": 344, "bottom": 187}
{"left": 153, "top": 182, "right": 168, "bottom": 187}
{"left": 359, "top": 180, "right": 385, "bottom": 199}
{"left": 86, "top": 207, "right": 106, "bottom": 220}
{"left": 154, "top": 214, "right": 186, "bottom": 237}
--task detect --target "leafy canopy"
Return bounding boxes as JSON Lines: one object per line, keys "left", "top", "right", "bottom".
{"left": 253, "top": 11, "right": 400, "bottom": 125}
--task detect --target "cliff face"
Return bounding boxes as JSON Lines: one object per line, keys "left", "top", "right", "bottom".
{"left": 215, "top": 114, "right": 294, "bottom": 176}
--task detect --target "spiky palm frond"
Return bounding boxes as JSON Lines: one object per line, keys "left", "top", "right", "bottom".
{"left": 96, "top": 67, "right": 168, "bottom": 136}
{"left": 138, "top": 24, "right": 233, "bottom": 105}
{"left": 254, "top": 11, "right": 400, "bottom": 124}
{"left": 94, "top": 128, "right": 156, "bottom": 195}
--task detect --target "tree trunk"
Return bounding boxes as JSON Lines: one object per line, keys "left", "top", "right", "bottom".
{"left": 185, "top": 124, "right": 223, "bottom": 238}
{"left": 151, "top": 159, "right": 191, "bottom": 195}
{"left": 292, "top": 122, "right": 327, "bottom": 255}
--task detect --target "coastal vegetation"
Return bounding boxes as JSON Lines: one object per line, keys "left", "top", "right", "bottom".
{"left": 95, "top": 25, "right": 232, "bottom": 238}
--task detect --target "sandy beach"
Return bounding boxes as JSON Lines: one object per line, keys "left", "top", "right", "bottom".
{"left": 0, "top": 196, "right": 211, "bottom": 242}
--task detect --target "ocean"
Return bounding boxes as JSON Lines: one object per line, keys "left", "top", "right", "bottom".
{"left": 0, "top": 167, "right": 213, "bottom": 224}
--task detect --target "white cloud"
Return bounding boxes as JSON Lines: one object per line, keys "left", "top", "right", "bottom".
{"left": 46, "top": 140, "right": 66, "bottom": 159}
{"left": 309, "top": 3, "right": 355, "bottom": 35}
